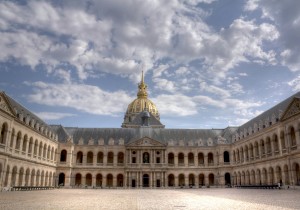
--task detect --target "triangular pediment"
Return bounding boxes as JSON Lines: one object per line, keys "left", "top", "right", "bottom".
{"left": 127, "top": 136, "right": 166, "bottom": 147}
{"left": 280, "top": 97, "right": 300, "bottom": 121}
{"left": 0, "top": 92, "right": 15, "bottom": 116}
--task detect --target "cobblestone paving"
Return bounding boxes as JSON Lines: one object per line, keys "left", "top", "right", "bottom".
{"left": 0, "top": 188, "right": 300, "bottom": 210}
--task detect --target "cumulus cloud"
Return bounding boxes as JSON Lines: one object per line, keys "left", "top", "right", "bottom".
{"left": 0, "top": 0, "right": 282, "bottom": 84}
{"left": 288, "top": 76, "right": 300, "bottom": 92}
{"left": 35, "top": 112, "right": 76, "bottom": 120}
{"left": 245, "top": 0, "right": 300, "bottom": 71}
{"left": 27, "top": 82, "right": 132, "bottom": 116}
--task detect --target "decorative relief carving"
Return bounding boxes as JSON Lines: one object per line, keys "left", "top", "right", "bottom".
{"left": 207, "top": 138, "right": 213, "bottom": 146}
{"left": 281, "top": 99, "right": 300, "bottom": 121}
{"left": 130, "top": 137, "right": 164, "bottom": 146}
{"left": 168, "top": 139, "right": 174, "bottom": 146}
{"left": 188, "top": 140, "right": 194, "bottom": 146}
{"left": 179, "top": 140, "right": 184, "bottom": 146}
{"left": 118, "top": 138, "right": 124, "bottom": 145}
{"left": 78, "top": 138, "right": 84, "bottom": 145}
{"left": 98, "top": 138, "right": 104, "bottom": 145}
{"left": 88, "top": 138, "right": 94, "bottom": 145}
{"left": 0, "top": 95, "right": 13, "bottom": 115}
{"left": 217, "top": 136, "right": 227, "bottom": 144}
{"left": 108, "top": 138, "right": 114, "bottom": 145}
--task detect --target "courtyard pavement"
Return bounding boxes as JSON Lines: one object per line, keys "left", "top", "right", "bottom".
{"left": 0, "top": 188, "right": 300, "bottom": 210}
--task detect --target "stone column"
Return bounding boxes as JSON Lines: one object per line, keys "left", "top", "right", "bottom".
{"left": 104, "top": 153, "right": 107, "bottom": 166}
{"left": 204, "top": 154, "right": 208, "bottom": 166}
{"left": 92, "top": 174, "right": 96, "bottom": 187}
{"left": 175, "top": 175, "right": 179, "bottom": 187}
{"left": 184, "top": 154, "right": 188, "bottom": 167}
{"left": 113, "top": 175, "right": 117, "bottom": 187}
{"left": 195, "top": 152, "right": 198, "bottom": 166}
{"left": 175, "top": 155, "right": 178, "bottom": 167}
{"left": 113, "top": 154, "right": 117, "bottom": 166}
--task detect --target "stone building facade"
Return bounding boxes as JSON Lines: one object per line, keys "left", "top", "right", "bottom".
{"left": 0, "top": 75, "right": 300, "bottom": 189}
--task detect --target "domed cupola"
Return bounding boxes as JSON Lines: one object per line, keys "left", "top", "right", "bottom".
{"left": 122, "top": 71, "right": 164, "bottom": 128}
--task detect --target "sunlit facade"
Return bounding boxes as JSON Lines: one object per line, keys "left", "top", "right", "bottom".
{"left": 0, "top": 75, "right": 300, "bottom": 189}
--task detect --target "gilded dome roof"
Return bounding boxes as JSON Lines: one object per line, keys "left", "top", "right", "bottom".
{"left": 122, "top": 71, "right": 161, "bottom": 127}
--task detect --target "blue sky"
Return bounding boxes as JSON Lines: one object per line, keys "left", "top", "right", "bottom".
{"left": 0, "top": 0, "right": 300, "bottom": 129}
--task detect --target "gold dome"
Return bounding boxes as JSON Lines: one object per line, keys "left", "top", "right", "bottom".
{"left": 122, "top": 71, "right": 161, "bottom": 127}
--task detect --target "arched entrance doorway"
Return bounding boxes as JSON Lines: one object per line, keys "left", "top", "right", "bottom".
{"left": 143, "top": 174, "right": 149, "bottom": 187}
{"left": 168, "top": 174, "right": 175, "bottom": 187}
{"left": 225, "top": 173, "right": 231, "bottom": 186}
{"left": 58, "top": 173, "right": 65, "bottom": 186}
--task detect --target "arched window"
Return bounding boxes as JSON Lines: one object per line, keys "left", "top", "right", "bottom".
{"left": 87, "top": 151, "right": 93, "bottom": 164}
{"left": 86, "top": 173, "right": 92, "bottom": 186}
{"left": 223, "top": 151, "right": 230, "bottom": 163}
{"left": 118, "top": 152, "right": 124, "bottom": 164}
{"left": 188, "top": 153, "right": 194, "bottom": 165}
{"left": 208, "top": 152, "right": 214, "bottom": 165}
{"left": 168, "top": 153, "right": 174, "bottom": 165}
{"left": 97, "top": 152, "right": 103, "bottom": 164}
{"left": 290, "top": 127, "right": 297, "bottom": 148}
{"left": 60, "top": 150, "right": 67, "bottom": 162}
{"left": 107, "top": 152, "right": 114, "bottom": 164}
{"left": 76, "top": 151, "right": 83, "bottom": 164}
{"left": 15, "top": 131, "right": 22, "bottom": 150}
{"left": 178, "top": 153, "right": 184, "bottom": 165}
{"left": 0, "top": 123, "right": 8, "bottom": 144}
{"left": 198, "top": 153, "right": 204, "bottom": 165}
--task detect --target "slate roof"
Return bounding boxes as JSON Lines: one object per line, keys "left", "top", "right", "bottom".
{"left": 54, "top": 126, "right": 227, "bottom": 146}
{"left": 236, "top": 91, "right": 300, "bottom": 134}
{"left": 2, "top": 91, "right": 55, "bottom": 133}
{"left": 125, "top": 111, "right": 164, "bottom": 128}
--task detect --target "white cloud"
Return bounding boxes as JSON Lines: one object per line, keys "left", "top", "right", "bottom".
{"left": 245, "top": 0, "right": 300, "bottom": 72}
{"left": 288, "top": 75, "right": 300, "bottom": 92}
{"left": 35, "top": 112, "right": 76, "bottom": 120}
{"left": 27, "top": 82, "right": 132, "bottom": 116}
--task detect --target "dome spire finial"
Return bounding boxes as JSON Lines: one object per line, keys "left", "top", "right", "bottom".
{"left": 137, "top": 71, "right": 148, "bottom": 98}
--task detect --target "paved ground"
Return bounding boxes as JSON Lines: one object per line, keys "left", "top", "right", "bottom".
{"left": 0, "top": 188, "right": 300, "bottom": 210}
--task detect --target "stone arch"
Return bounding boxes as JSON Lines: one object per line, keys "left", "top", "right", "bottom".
{"left": 51, "top": 147, "right": 54, "bottom": 160}
{"left": 237, "top": 171, "right": 241, "bottom": 185}
{"left": 25, "top": 168, "right": 30, "bottom": 186}
{"left": 199, "top": 173, "right": 205, "bottom": 186}
{"left": 76, "top": 151, "right": 83, "bottom": 164}
{"left": 223, "top": 151, "right": 230, "bottom": 163}
{"left": 275, "top": 166, "right": 283, "bottom": 184}
{"left": 43, "top": 143, "right": 47, "bottom": 158}
{"left": 0, "top": 163, "right": 2, "bottom": 183}
{"left": 15, "top": 131, "right": 22, "bottom": 150}
{"left": 188, "top": 173, "right": 195, "bottom": 186}
{"left": 254, "top": 141, "right": 259, "bottom": 158}
{"left": 36, "top": 170, "right": 40, "bottom": 186}
{"left": 87, "top": 151, "right": 93, "bottom": 164}
{"left": 28, "top": 137, "right": 33, "bottom": 154}
{"left": 49, "top": 172, "right": 53, "bottom": 186}
{"left": 0, "top": 122, "right": 8, "bottom": 144}
{"left": 241, "top": 171, "right": 245, "bottom": 185}
{"left": 117, "top": 152, "right": 124, "bottom": 164}
{"left": 107, "top": 152, "right": 114, "bottom": 164}
{"left": 38, "top": 141, "right": 43, "bottom": 157}
{"left": 11, "top": 166, "right": 18, "bottom": 186}
{"left": 256, "top": 169, "right": 261, "bottom": 185}
{"left": 34, "top": 139, "right": 38, "bottom": 156}
{"left": 86, "top": 173, "right": 92, "bottom": 186}
{"left": 225, "top": 172, "right": 231, "bottom": 185}
{"left": 269, "top": 167, "right": 275, "bottom": 184}
{"left": 60, "top": 149, "right": 67, "bottom": 162}
{"left": 245, "top": 170, "right": 250, "bottom": 185}
{"left": 58, "top": 173, "right": 65, "bottom": 186}
{"left": 236, "top": 149, "right": 240, "bottom": 162}
{"left": 47, "top": 145, "right": 51, "bottom": 160}
{"left": 97, "top": 152, "right": 104, "bottom": 164}
{"left": 289, "top": 126, "right": 297, "bottom": 147}
{"left": 75, "top": 173, "right": 82, "bottom": 186}
{"left": 262, "top": 168, "right": 268, "bottom": 185}
{"left": 178, "top": 174, "right": 185, "bottom": 187}
{"left": 188, "top": 152, "right": 194, "bottom": 165}
{"left": 9, "top": 128, "right": 15, "bottom": 148}
{"left": 4, "top": 165, "right": 10, "bottom": 186}
{"left": 293, "top": 162, "right": 300, "bottom": 186}
{"left": 266, "top": 137, "right": 271, "bottom": 155}
{"left": 208, "top": 173, "right": 214, "bottom": 186}
{"left": 168, "top": 174, "right": 175, "bottom": 187}
{"left": 233, "top": 172, "right": 237, "bottom": 185}
{"left": 30, "top": 169, "right": 35, "bottom": 186}
{"left": 107, "top": 174, "right": 113, "bottom": 187}
{"left": 198, "top": 152, "right": 204, "bottom": 165}
{"left": 260, "top": 139, "right": 265, "bottom": 157}
{"left": 168, "top": 152, "right": 174, "bottom": 165}
{"left": 96, "top": 174, "right": 102, "bottom": 187}
{"left": 18, "top": 167, "right": 24, "bottom": 186}
{"left": 22, "top": 134, "right": 28, "bottom": 153}
{"left": 178, "top": 153, "right": 184, "bottom": 165}
{"left": 250, "top": 170, "right": 255, "bottom": 185}
{"left": 280, "top": 131, "right": 286, "bottom": 150}
{"left": 45, "top": 171, "right": 48, "bottom": 186}
{"left": 273, "top": 133, "right": 279, "bottom": 153}
{"left": 249, "top": 143, "right": 254, "bottom": 159}
{"left": 244, "top": 145, "right": 249, "bottom": 161}
{"left": 117, "top": 174, "right": 124, "bottom": 187}
{"left": 41, "top": 170, "right": 45, "bottom": 186}
{"left": 208, "top": 152, "right": 214, "bottom": 165}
